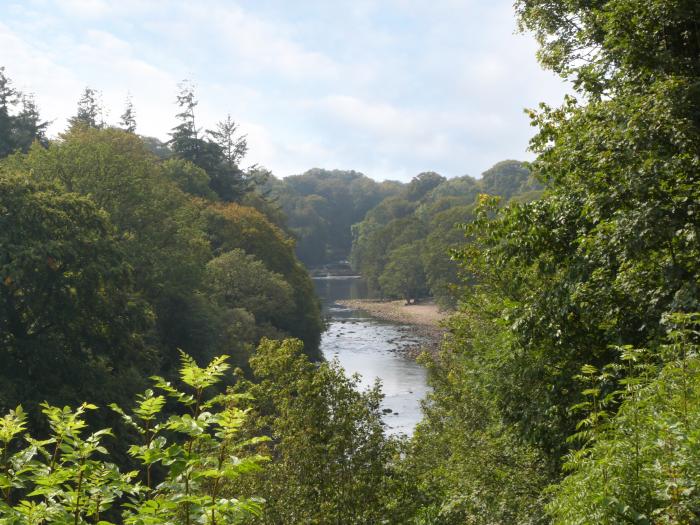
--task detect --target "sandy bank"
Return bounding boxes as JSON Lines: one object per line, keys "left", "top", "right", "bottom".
{"left": 336, "top": 299, "right": 448, "bottom": 357}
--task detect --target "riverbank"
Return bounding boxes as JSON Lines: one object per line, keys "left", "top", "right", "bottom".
{"left": 336, "top": 299, "right": 448, "bottom": 358}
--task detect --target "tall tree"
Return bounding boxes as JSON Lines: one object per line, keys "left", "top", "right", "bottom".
{"left": 169, "top": 80, "right": 200, "bottom": 163}
{"left": 205, "top": 114, "right": 250, "bottom": 200}
{"left": 0, "top": 66, "right": 18, "bottom": 158}
{"left": 238, "top": 338, "right": 400, "bottom": 524}
{"left": 207, "top": 114, "right": 247, "bottom": 169}
{"left": 444, "top": 0, "right": 700, "bottom": 464}
{"left": 68, "top": 87, "right": 101, "bottom": 129}
{"left": 0, "top": 172, "right": 153, "bottom": 418}
{"left": 120, "top": 93, "right": 136, "bottom": 133}
{"left": 13, "top": 93, "right": 48, "bottom": 152}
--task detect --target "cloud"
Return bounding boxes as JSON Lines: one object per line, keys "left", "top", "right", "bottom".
{"left": 314, "top": 95, "right": 420, "bottom": 139}
{"left": 58, "top": 0, "right": 111, "bottom": 18}
{"left": 0, "top": 0, "right": 570, "bottom": 181}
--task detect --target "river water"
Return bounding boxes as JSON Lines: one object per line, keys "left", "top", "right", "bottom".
{"left": 314, "top": 276, "right": 430, "bottom": 435}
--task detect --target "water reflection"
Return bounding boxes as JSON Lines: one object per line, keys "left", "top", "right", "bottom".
{"left": 314, "top": 276, "right": 430, "bottom": 436}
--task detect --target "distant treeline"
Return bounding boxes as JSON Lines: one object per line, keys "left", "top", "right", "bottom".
{"left": 268, "top": 161, "right": 541, "bottom": 307}
{"left": 262, "top": 168, "right": 402, "bottom": 266}
{"left": 350, "top": 161, "right": 541, "bottom": 307}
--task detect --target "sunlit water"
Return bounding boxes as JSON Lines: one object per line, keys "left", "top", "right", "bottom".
{"left": 314, "top": 275, "right": 430, "bottom": 436}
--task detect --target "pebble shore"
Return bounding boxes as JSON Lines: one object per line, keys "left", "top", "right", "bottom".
{"left": 336, "top": 299, "right": 447, "bottom": 358}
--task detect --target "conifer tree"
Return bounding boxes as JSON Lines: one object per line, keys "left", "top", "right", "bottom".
{"left": 208, "top": 114, "right": 247, "bottom": 169}
{"left": 169, "top": 80, "right": 200, "bottom": 163}
{"left": 207, "top": 114, "right": 250, "bottom": 200}
{"left": 120, "top": 93, "right": 136, "bottom": 133}
{"left": 0, "top": 66, "right": 18, "bottom": 157}
{"left": 13, "top": 93, "right": 48, "bottom": 151}
{"left": 68, "top": 87, "right": 101, "bottom": 129}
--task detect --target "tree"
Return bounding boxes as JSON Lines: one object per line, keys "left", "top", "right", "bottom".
{"left": 204, "top": 249, "right": 294, "bottom": 328}
{"left": 0, "top": 172, "right": 152, "bottom": 420}
{"left": 120, "top": 93, "right": 136, "bottom": 133}
{"left": 161, "top": 157, "right": 215, "bottom": 198}
{"left": 0, "top": 69, "right": 48, "bottom": 158}
{"left": 169, "top": 80, "right": 200, "bottom": 164}
{"left": 403, "top": 311, "right": 551, "bottom": 524}
{"left": 68, "top": 87, "right": 101, "bottom": 129}
{"left": 12, "top": 93, "right": 48, "bottom": 152}
{"left": 441, "top": 0, "right": 700, "bottom": 468}
{"left": 405, "top": 172, "right": 446, "bottom": 201}
{"left": 5, "top": 128, "right": 216, "bottom": 374}
{"left": 515, "top": 0, "right": 700, "bottom": 95}
{"left": 268, "top": 169, "right": 402, "bottom": 266}
{"left": 205, "top": 115, "right": 249, "bottom": 201}
{"left": 479, "top": 160, "right": 539, "bottom": 201}
{"left": 203, "top": 202, "right": 323, "bottom": 356}
{"left": 421, "top": 204, "right": 475, "bottom": 309}
{"left": 208, "top": 114, "right": 247, "bottom": 169}
{"left": 237, "top": 338, "right": 401, "bottom": 524}
{"left": 0, "top": 67, "right": 18, "bottom": 158}
{"left": 379, "top": 242, "right": 428, "bottom": 303}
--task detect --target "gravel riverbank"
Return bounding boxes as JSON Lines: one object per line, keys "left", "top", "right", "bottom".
{"left": 336, "top": 299, "right": 448, "bottom": 358}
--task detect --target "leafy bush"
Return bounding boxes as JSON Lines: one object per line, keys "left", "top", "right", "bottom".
{"left": 548, "top": 314, "right": 700, "bottom": 524}
{"left": 0, "top": 352, "right": 267, "bottom": 525}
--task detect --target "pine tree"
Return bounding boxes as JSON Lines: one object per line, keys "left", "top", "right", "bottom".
{"left": 206, "top": 114, "right": 250, "bottom": 201}
{"left": 207, "top": 114, "right": 247, "bottom": 169}
{"left": 169, "top": 80, "right": 200, "bottom": 163}
{"left": 0, "top": 66, "right": 18, "bottom": 157}
{"left": 68, "top": 87, "right": 101, "bottom": 130}
{"left": 13, "top": 93, "right": 48, "bottom": 151}
{"left": 120, "top": 94, "right": 136, "bottom": 133}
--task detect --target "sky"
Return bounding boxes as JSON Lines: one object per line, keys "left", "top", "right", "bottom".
{"left": 0, "top": 0, "right": 569, "bottom": 182}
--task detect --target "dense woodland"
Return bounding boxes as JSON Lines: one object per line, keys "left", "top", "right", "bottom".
{"left": 263, "top": 169, "right": 402, "bottom": 267}
{"left": 1, "top": 0, "right": 700, "bottom": 523}
{"left": 267, "top": 161, "right": 540, "bottom": 308}
{"left": 350, "top": 161, "right": 541, "bottom": 307}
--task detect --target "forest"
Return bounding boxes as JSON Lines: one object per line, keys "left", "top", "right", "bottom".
{"left": 1, "top": 0, "right": 700, "bottom": 523}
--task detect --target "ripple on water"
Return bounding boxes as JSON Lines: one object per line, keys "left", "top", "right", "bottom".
{"left": 320, "top": 302, "right": 431, "bottom": 436}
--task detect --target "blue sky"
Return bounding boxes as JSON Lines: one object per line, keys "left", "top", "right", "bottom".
{"left": 0, "top": 0, "right": 568, "bottom": 181}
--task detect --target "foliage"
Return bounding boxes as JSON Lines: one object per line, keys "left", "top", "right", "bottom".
{"left": 68, "top": 87, "right": 102, "bottom": 130}
{"left": 379, "top": 242, "right": 429, "bottom": 304}
{"left": 265, "top": 169, "right": 402, "bottom": 266}
{"left": 0, "top": 68, "right": 47, "bottom": 156}
{"left": 236, "top": 338, "right": 405, "bottom": 524}
{"left": 390, "top": 1, "right": 700, "bottom": 521}
{"left": 0, "top": 172, "right": 152, "bottom": 420}
{"left": 169, "top": 80, "right": 201, "bottom": 165}
{"left": 351, "top": 161, "right": 536, "bottom": 305}
{"left": 162, "top": 158, "right": 216, "bottom": 199}
{"left": 120, "top": 95, "right": 137, "bottom": 134}
{"left": 204, "top": 249, "right": 294, "bottom": 331}
{"left": 203, "top": 202, "right": 323, "bottom": 355}
{"left": 548, "top": 314, "right": 700, "bottom": 524}
{"left": 479, "top": 160, "right": 539, "bottom": 201}
{"left": 0, "top": 352, "right": 267, "bottom": 524}
{"left": 1, "top": 111, "right": 323, "bottom": 417}
{"left": 445, "top": 0, "right": 700, "bottom": 463}
{"left": 169, "top": 83, "right": 250, "bottom": 202}
{"left": 401, "top": 283, "right": 551, "bottom": 524}
{"left": 515, "top": 0, "right": 700, "bottom": 95}
{"left": 264, "top": 168, "right": 399, "bottom": 266}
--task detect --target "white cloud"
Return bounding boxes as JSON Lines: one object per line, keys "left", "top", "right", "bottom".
{"left": 0, "top": 0, "right": 570, "bottom": 181}
{"left": 58, "top": 0, "right": 110, "bottom": 18}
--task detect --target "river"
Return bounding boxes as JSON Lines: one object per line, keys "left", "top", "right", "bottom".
{"left": 314, "top": 275, "right": 430, "bottom": 436}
